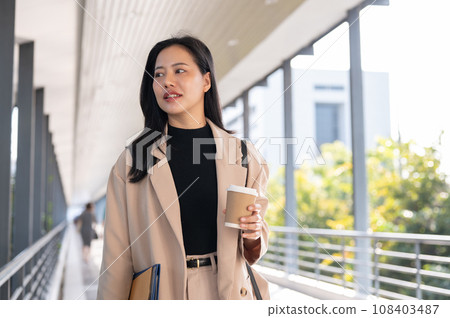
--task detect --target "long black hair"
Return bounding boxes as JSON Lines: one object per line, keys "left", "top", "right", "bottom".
{"left": 128, "top": 34, "right": 232, "bottom": 183}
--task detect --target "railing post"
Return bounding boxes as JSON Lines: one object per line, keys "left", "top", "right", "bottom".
{"left": 314, "top": 238, "right": 320, "bottom": 280}
{"left": 7, "top": 280, "right": 11, "bottom": 299}
{"left": 341, "top": 237, "right": 346, "bottom": 289}
{"left": 282, "top": 233, "right": 289, "bottom": 273}
{"left": 415, "top": 242, "right": 422, "bottom": 299}
{"left": 373, "top": 239, "right": 380, "bottom": 297}
{"left": 22, "top": 265, "right": 27, "bottom": 299}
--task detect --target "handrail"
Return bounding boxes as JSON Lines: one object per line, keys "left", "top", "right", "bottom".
{"left": 270, "top": 226, "right": 450, "bottom": 244}
{"left": 0, "top": 222, "right": 66, "bottom": 286}
{"left": 263, "top": 226, "right": 450, "bottom": 299}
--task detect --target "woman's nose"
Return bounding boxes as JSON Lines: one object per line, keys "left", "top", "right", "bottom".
{"left": 163, "top": 73, "right": 175, "bottom": 88}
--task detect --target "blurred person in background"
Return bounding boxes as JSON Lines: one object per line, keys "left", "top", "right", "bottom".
{"left": 75, "top": 202, "right": 97, "bottom": 262}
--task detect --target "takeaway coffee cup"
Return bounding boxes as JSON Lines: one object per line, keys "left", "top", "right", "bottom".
{"left": 225, "top": 185, "right": 258, "bottom": 229}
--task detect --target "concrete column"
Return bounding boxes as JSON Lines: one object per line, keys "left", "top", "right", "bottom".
{"left": 12, "top": 40, "right": 35, "bottom": 258}
{"left": 54, "top": 159, "right": 62, "bottom": 225}
{"left": 33, "top": 88, "right": 44, "bottom": 242}
{"left": 42, "top": 115, "right": 49, "bottom": 233}
{"left": 243, "top": 90, "right": 249, "bottom": 138}
{"left": 50, "top": 145, "right": 56, "bottom": 230}
{"left": 282, "top": 59, "right": 298, "bottom": 273}
{"left": 348, "top": 6, "right": 371, "bottom": 297}
{"left": 57, "top": 162, "right": 66, "bottom": 223}
{"left": 0, "top": 0, "right": 15, "bottom": 270}
{"left": 51, "top": 145, "right": 57, "bottom": 229}
{"left": 45, "top": 129, "right": 53, "bottom": 232}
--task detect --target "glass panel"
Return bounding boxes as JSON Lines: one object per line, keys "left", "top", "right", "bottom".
{"left": 9, "top": 106, "right": 18, "bottom": 259}
{"left": 10, "top": 107, "right": 18, "bottom": 179}
{"left": 290, "top": 22, "right": 353, "bottom": 231}
{"left": 248, "top": 68, "right": 284, "bottom": 174}
{"left": 247, "top": 68, "right": 284, "bottom": 228}
{"left": 222, "top": 97, "right": 243, "bottom": 138}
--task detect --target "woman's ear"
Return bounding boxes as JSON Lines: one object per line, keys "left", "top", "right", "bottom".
{"left": 203, "top": 72, "right": 211, "bottom": 93}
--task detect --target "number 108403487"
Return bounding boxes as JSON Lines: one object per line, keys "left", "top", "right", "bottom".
{"left": 372, "top": 304, "right": 439, "bottom": 315}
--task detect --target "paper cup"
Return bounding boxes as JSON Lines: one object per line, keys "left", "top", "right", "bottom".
{"left": 225, "top": 185, "right": 258, "bottom": 229}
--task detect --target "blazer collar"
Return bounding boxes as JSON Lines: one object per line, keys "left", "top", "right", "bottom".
{"left": 127, "top": 118, "right": 246, "bottom": 166}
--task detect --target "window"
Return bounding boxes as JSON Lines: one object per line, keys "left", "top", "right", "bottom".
{"left": 315, "top": 103, "right": 340, "bottom": 146}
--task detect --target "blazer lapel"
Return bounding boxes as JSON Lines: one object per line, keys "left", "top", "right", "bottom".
{"left": 207, "top": 118, "right": 248, "bottom": 299}
{"left": 149, "top": 157, "right": 185, "bottom": 256}
{"left": 143, "top": 125, "right": 186, "bottom": 257}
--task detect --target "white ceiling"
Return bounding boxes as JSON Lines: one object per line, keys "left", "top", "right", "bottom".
{"left": 14, "top": 0, "right": 362, "bottom": 206}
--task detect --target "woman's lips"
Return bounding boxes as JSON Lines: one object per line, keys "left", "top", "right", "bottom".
{"left": 163, "top": 92, "right": 183, "bottom": 102}
{"left": 164, "top": 95, "right": 182, "bottom": 102}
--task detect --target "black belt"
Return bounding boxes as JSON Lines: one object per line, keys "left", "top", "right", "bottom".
{"left": 186, "top": 255, "right": 218, "bottom": 268}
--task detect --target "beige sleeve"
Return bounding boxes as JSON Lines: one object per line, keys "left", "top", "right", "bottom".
{"left": 238, "top": 142, "right": 270, "bottom": 265}
{"left": 97, "top": 164, "right": 133, "bottom": 299}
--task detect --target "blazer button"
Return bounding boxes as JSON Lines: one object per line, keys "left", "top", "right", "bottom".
{"left": 240, "top": 287, "right": 248, "bottom": 297}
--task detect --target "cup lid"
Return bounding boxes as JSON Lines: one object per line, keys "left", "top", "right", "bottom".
{"left": 227, "top": 184, "right": 258, "bottom": 196}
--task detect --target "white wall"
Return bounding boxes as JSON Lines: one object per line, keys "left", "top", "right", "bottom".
{"left": 291, "top": 68, "right": 390, "bottom": 151}
{"left": 223, "top": 68, "right": 390, "bottom": 174}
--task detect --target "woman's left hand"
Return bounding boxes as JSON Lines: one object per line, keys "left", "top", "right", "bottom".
{"left": 221, "top": 203, "right": 263, "bottom": 240}
{"left": 239, "top": 203, "right": 263, "bottom": 241}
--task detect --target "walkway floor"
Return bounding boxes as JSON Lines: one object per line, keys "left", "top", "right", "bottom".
{"left": 62, "top": 223, "right": 103, "bottom": 300}
{"left": 62, "top": 224, "right": 314, "bottom": 300}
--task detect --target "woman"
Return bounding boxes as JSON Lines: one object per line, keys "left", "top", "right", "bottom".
{"left": 97, "top": 34, "right": 270, "bottom": 300}
{"left": 77, "top": 202, "right": 97, "bottom": 262}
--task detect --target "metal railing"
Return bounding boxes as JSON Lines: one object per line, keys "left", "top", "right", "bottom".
{"left": 260, "top": 226, "right": 450, "bottom": 300}
{"left": 0, "top": 222, "right": 66, "bottom": 300}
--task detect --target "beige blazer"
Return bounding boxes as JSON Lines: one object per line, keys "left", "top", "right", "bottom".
{"left": 97, "top": 118, "right": 270, "bottom": 300}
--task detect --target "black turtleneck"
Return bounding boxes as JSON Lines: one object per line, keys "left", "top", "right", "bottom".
{"left": 167, "top": 122, "right": 218, "bottom": 255}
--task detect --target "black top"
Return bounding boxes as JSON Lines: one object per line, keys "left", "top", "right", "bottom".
{"left": 167, "top": 122, "right": 218, "bottom": 255}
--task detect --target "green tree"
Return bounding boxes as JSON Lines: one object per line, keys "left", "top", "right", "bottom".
{"left": 266, "top": 138, "right": 450, "bottom": 233}
{"left": 265, "top": 137, "right": 450, "bottom": 298}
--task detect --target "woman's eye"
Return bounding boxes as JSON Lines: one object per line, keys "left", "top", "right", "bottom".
{"left": 176, "top": 69, "right": 186, "bottom": 74}
{"left": 154, "top": 72, "right": 163, "bottom": 78}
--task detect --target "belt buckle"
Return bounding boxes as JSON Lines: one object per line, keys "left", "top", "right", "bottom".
{"left": 187, "top": 257, "right": 200, "bottom": 269}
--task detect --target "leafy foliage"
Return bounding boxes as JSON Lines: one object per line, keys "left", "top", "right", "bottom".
{"left": 266, "top": 138, "right": 450, "bottom": 234}
{"left": 265, "top": 137, "right": 450, "bottom": 298}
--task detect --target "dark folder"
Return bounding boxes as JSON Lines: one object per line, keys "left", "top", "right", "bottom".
{"left": 129, "top": 264, "right": 161, "bottom": 300}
